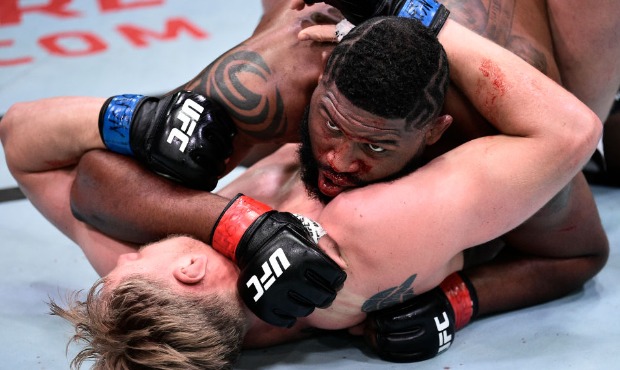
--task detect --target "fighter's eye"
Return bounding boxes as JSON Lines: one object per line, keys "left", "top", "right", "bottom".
{"left": 326, "top": 120, "right": 340, "bottom": 131}
{"left": 367, "top": 143, "right": 386, "bottom": 153}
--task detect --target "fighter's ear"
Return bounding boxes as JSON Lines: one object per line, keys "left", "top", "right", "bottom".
{"left": 316, "top": 50, "right": 332, "bottom": 84}
{"left": 173, "top": 255, "right": 208, "bottom": 284}
{"left": 425, "top": 114, "right": 453, "bottom": 145}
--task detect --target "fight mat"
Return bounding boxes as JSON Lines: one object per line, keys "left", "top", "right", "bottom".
{"left": 1, "top": 1, "right": 619, "bottom": 369}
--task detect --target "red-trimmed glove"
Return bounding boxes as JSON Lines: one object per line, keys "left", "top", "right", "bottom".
{"left": 211, "top": 194, "right": 347, "bottom": 328}
{"left": 303, "top": 0, "right": 450, "bottom": 36}
{"left": 365, "top": 272, "right": 478, "bottom": 362}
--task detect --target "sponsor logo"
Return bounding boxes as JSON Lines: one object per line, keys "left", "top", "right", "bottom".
{"left": 435, "top": 311, "right": 453, "bottom": 353}
{"left": 167, "top": 98, "right": 204, "bottom": 152}
{"left": 245, "top": 248, "right": 291, "bottom": 302}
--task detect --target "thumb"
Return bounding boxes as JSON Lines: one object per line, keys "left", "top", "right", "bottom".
{"left": 298, "top": 24, "right": 338, "bottom": 43}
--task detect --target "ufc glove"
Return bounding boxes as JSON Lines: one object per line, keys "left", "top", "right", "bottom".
{"left": 304, "top": 0, "right": 449, "bottom": 36}
{"left": 99, "top": 91, "right": 236, "bottom": 191}
{"left": 365, "top": 272, "right": 477, "bottom": 362}
{"left": 211, "top": 194, "right": 347, "bottom": 327}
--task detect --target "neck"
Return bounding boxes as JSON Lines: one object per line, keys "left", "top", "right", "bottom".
{"left": 241, "top": 306, "right": 313, "bottom": 348}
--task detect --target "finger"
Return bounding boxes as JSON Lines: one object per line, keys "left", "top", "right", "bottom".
{"left": 290, "top": 0, "right": 308, "bottom": 10}
{"left": 298, "top": 24, "right": 338, "bottom": 43}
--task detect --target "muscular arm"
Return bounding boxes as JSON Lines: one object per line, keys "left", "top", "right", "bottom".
{"left": 0, "top": 98, "right": 138, "bottom": 276}
{"left": 23, "top": 4, "right": 338, "bottom": 246}
{"left": 547, "top": 0, "right": 620, "bottom": 121}
{"left": 466, "top": 174, "right": 609, "bottom": 316}
{"left": 74, "top": 18, "right": 601, "bottom": 295}
{"left": 177, "top": 3, "right": 339, "bottom": 170}
{"left": 69, "top": 4, "right": 339, "bottom": 243}
{"left": 316, "top": 19, "right": 601, "bottom": 297}
{"left": 71, "top": 150, "right": 229, "bottom": 244}
{"left": 438, "top": 0, "right": 611, "bottom": 315}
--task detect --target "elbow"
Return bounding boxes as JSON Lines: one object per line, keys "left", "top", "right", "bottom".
{"left": 69, "top": 151, "right": 101, "bottom": 225}
{"left": 0, "top": 102, "right": 32, "bottom": 177}
{"left": 545, "top": 235, "right": 608, "bottom": 299}
{"left": 0, "top": 103, "right": 17, "bottom": 144}
{"left": 586, "top": 232, "right": 610, "bottom": 282}
{"left": 568, "top": 232, "right": 609, "bottom": 292}
{"left": 69, "top": 176, "right": 92, "bottom": 224}
{"left": 572, "top": 106, "right": 603, "bottom": 166}
{"left": 550, "top": 102, "right": 603, "bottom": 177}
{"left": 584, "top": 109, "right": 604, "bottom": 152}
{"left": 0, "top": 104, "right": 22, "bottom": 168}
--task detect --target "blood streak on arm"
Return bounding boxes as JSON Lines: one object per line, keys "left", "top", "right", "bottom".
{"left": 477, "top": 58, "right": 507, "bottom": 122}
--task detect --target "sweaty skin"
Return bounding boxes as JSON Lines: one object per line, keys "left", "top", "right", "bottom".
{"left": 180, "top": 1, "right": 341, "bottom": 171}
{"left": 295, "top": 0, "right": 613, "bottom": 319}
{"left": 420, "top": 0, "right": 614, "bottom": 317}
{"left": 0, "top": 0, "right": 607, "bottom": 351}
{"left": 77, "top": 0, "right": 611, "bottom": 320}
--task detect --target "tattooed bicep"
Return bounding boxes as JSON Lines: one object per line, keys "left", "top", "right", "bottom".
{"left": 361, "top": 274, "right": 418, "bottom": 312}
{"left": 441, "top": 1, "right": 548, "bottom": 76}
{"left": 195, "top": 49, "right": 288, "bottom": 141}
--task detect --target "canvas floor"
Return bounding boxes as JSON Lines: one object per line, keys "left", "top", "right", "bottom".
{"left": 1, "top": 1, "right": 619, "bottom": 369}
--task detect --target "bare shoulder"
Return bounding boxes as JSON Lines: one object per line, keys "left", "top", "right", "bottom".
{"left": 316, "top": 169, "right": 466, "bottom": 298}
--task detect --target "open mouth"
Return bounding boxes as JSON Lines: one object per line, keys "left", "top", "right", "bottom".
{"left": 318, "top": 169, "right": 357, "bottom": 197}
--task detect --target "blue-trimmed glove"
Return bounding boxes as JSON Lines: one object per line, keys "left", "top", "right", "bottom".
{"left": 98, "top": 90, "right": 236, "bottom": 191}
{"left": 304, "top": 0, "right": 449, "bottom": 36}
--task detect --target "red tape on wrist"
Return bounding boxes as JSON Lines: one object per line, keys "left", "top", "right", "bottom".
{"left": 212, "top": 194, "right": 271, "bottom": 262}
{"left": 440, "top": 272, "right": 475, "bottom": 330}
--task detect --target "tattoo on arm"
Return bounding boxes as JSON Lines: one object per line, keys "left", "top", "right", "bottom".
{"left": 198, "top": 49, "right": 288, "bottom": 140}
{"left": 444, "top": 0, "right": 547, "bottom": 75}
{"left": 361, "top": 274, "right": 417, "bottom": 313}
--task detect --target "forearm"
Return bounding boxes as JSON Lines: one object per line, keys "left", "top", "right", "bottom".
{"left": 426, "top": 19, "right": 601, "bottom": 241}
{"left": 467, "top": 251, "right": 603, "bottom": 316}
{"left": 71, "top": 150, "right": 230, "bottom": 244}
{"left": 438, "top": 19, "right": 600, "bottom": 142}
{"left": 467, "top": 174, "right": 609, "bottom": 316}
{"left": 1, "top": 97, "right": 105, "bottom": 177}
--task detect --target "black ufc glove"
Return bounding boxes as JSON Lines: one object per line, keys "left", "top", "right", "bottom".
{"left": 304, "top": 0, "right": 449, "bottom": 36}
{"left": 365, "top": 272, "right": 477, "bottom": 362}
{"left": 211, "top": 194, "right": 347, "bottom": 328}
{"left": 99, "top": 90, "right": 236, "bottom": 191}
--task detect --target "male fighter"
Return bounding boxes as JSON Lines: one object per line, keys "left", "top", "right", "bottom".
{"left": 68, "top": 0, "right": 613, "bottom": 362}
{"left": 1, "top": 12, "right": 602, "bottom": 370}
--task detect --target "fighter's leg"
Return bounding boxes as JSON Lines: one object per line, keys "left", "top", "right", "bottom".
{"left": 547, "top": 0, "right": 620, "bottom": 121}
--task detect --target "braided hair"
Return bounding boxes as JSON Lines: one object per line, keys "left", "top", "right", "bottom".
{"left": 324, "top": 16, "right": 449, "bottom": 130}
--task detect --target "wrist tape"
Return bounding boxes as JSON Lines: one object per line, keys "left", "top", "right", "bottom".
{"left": 211, "top": 194, "right": 271, "bottom": 262}
{"left": 397, "top": 0, "right": 450, "bottom": 37}
{"left": 292, "top": 214, "right": 326, "bottom": 243}
{"left": 99, "top": 94, "right": 147, "bottom": 156}
{"left": 439, "top": 272, "right": 478, "bottom": 330}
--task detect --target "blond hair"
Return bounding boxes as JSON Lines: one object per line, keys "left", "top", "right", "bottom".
{"left": 49, "top": 276, "right": 246, "bottom": 370}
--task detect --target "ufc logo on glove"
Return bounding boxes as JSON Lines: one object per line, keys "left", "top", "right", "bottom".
{"left": 167, "top": 98, "right": 204, "bottom": 152}
{"left": 245, "top": 248, "right": 291, "bottom": 302}
{"left": 435, "top": 311, "right": 453, "bottom": 353}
